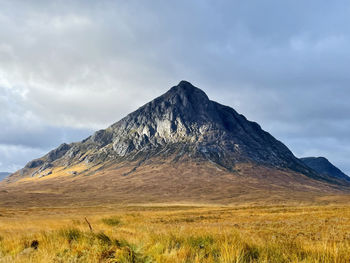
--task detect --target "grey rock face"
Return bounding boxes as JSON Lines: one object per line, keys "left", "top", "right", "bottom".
{"left": 21, "top": 81, "right": 332, "bottom": 182}
{"left": 301, "top": 157, "right": 350, "bottom": 181}
{"left": 93, "top": 80, "right": 311, "bottom": 173}
{"left": 30, "top": 163, "right": 53, "bottom": 177}
{"left": 25, "top": 159, "right": 44, "bottom": 169}
{"left": 47, "top": 143, "right": 71, "bottom": 162}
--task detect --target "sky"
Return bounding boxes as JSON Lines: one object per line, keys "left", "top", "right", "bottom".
{"left": 0, "top": 0, "right": 350, "bottom": 174}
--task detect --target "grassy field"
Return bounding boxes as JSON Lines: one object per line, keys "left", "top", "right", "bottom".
{"left": 0, "top": 204, "right": 350, "bottom": 262}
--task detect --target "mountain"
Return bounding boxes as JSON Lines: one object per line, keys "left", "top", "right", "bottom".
{"left": 2, "top": 81, "right": 349, "bottom": 206}
{"left": 301, "top": 157, "right": 350, "bottom": 182}
{"left": 0, "top": 172, "right": 10, "bottom": 181}
{"left": 11, "top": 81, "right": 314, "bottom": 178}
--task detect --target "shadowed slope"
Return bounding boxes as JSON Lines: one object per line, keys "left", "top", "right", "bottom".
{"left": 301, "top": 157, "right": 350, "bottom": 181}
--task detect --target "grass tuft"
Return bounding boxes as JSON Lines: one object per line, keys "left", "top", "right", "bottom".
{"left": 59, "top": 228, "right": 82, "bottom": 242}
{"left": 95, "top": 232, "right": 112, "bottom": 245}
{"left": 101, "top": 216, "right": 122, "bottom": 226}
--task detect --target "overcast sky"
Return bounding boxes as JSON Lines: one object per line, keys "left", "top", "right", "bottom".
{"left": 0, "top": 0, "right": 350, "bottom": 174}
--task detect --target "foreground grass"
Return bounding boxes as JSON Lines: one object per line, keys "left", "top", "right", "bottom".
{"left": 0, "top": 205, "right": 350, "bottom": 262}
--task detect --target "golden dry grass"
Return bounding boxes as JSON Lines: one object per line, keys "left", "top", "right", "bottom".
{"left": 1, "top": 204, "right": 350, "bottom": 262}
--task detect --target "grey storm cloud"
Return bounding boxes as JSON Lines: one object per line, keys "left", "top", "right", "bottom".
{"left": 0, "top": 0, "right": 350, "bottom": 173}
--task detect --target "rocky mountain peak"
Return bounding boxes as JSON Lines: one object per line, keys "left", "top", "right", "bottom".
{"left": 6, "top": 80, "right": 350, "bottom": 203}
{"left": 128, "top": 81, "right": 212, "bottom": 125}
{"left": 166, "top": 80, "right": 210, "bottom": 107}
{"left": 18, "top": 81, "right": 325, "bottom": 182}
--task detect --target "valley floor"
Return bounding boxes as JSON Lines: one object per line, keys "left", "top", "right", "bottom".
{"left": 0, "top": 204, "right": 350, "bottom": 262}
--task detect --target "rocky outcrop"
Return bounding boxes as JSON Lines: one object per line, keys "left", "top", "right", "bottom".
{"left": 25, "top": 159, "right": 44, "bottom": 169}
{"left": 47, "top": 143, "right": 71, "bottom": 162}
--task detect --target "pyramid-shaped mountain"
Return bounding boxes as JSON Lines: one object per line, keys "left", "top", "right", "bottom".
{"left": 23, "top": 81, "right": 311, "bottom": 175}
{"left": 3, "top": 81, "right": 349, "bottom": 206}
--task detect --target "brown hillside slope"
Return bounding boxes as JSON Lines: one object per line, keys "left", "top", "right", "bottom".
{"left": 1, "top": 158, "right": 348, "bottom": 207}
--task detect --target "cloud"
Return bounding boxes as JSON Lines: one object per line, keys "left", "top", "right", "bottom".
{"left": 0, "top": 144, "right": 45, "bottom": 172}
{"left": 0, "top": 0, "right": 349, "bottom": 174}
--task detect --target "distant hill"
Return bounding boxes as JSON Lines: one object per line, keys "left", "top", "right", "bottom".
{"left": 301, "top": 157, "right": 350, "bottom": 181}
{"left": 0, "top": 172, "right": 10, "bottom": 181}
